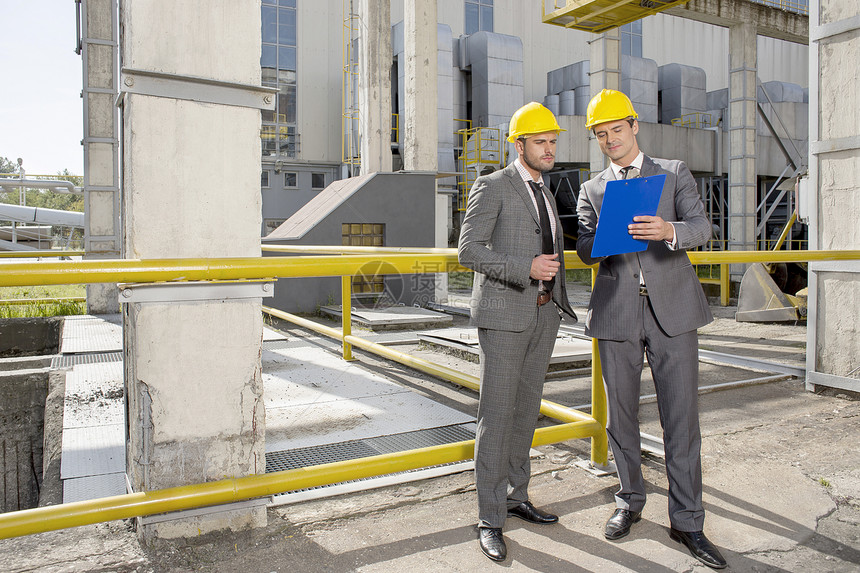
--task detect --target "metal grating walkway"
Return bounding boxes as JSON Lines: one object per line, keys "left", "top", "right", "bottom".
{"left": 265, "top": 423, "right": 476, "bottom": 473}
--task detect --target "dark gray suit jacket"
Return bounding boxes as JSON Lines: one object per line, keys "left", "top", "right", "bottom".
{"left": 576, "top": 155, "right": 712, "bottom": 340}
{"left": 459, "top": 162, "right": 577, "bottom": 332}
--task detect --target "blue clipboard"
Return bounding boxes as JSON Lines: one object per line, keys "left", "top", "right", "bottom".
{"left": 591, "top": 173, "right": 666, "bottom": 258}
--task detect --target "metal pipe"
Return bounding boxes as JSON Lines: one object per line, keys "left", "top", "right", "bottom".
{"left": 0, "top": 178, "right": 81, "bottom": 194}
{"left": 2, "top": 251, "right": 860, "bottom": 288}
{"left": 0, "top": 203, "right": 85, "bottom": 228}
{"left": 0, "top": 250, "right": 83, "bottom": 258}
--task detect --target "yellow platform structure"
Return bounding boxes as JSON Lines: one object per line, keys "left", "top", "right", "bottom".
{"left": 542, "top": 0, "right": 689, "bottom": 33}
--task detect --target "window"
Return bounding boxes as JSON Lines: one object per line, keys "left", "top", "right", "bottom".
{"left": 311, "top": 173, "right": 326, "bottom": 189}
{"left": 465, "top": 0, "right": 493, "bottom": 36}
{"left": 620, "top": 20, "right": 642, "bottom": 58}
{"left": 342, "top": 223, "right": 384, "bottom": 247}
{"left": 342, "top": 224, "right": 385, "bottom": 293}
{"left": 261, "top": 170, "right": 270, "bottom": 188}
{"left": 284, "top": 171, "right": 297, "bottom": 188}
{"left": 261, "top": 0, "right": 298, "bottom": 158}
{"left": 263, "top": 218, "right": 286, "bottom": 236}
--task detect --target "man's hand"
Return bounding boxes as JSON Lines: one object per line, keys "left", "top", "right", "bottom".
{"left": 530, "top": 254, "right": 560, "bottom": 282}
{"left": 629, "top": 216, "right": 675, "bottom": 242}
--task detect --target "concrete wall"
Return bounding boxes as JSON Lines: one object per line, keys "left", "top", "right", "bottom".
{"left": 266, "top": 172, "right": 437, "bottom": 314}
{"left": 0, "top": 369, "right": 47, "bottom": 512}
{"left": 807, "top": 0, "right": 860, "bottom": 391}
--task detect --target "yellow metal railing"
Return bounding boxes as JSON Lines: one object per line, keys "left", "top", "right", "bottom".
{"left": 751, "top": 0, "right": 809, "bottom": 15}
{"left": 0, "top": 250, "right": 83, "bottom": 258}
{"left": 457, "top": 126, "right": 504, "bottom": 212}
{"left": 671, "top": 113, "right": 714, "bottom": 129}
{"left": 2, "top": 248, "right": 860, "bottom": 540}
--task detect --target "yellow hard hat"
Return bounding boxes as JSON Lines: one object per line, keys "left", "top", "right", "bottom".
{"left": 585, "top": 89, "right": 638, "bottom": 130}
{"left": 507, "top": 102, "right": 564, "bottom": 142}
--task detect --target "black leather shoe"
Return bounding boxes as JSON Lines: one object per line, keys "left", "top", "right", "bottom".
{"left": 604, "top": 508, "right": 642, "bottom": 540}
{"left": 478, "top": 527, "right": 507, "bottom": 562}
{"left": 669, "top": 528, "right": 728, "bottom": 569}
{"left": 507, "top": 500, "right": 559, "bottom": 524}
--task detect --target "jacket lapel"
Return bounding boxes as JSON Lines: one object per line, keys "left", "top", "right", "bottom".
{"left": 505, "top": 163, "right": 540, "bottom": 226}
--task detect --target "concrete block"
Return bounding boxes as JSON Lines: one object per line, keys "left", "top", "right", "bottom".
{"left": 86, "top": 44, "right": 114, "bottom": 90}
{"left": 0, "top": 318, "right": 62, "bottom": 357}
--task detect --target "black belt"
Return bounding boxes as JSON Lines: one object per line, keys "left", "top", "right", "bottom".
{"left": 537, "top": 291, "right": 552, "bottom": 306}
{"left": 639, "top": 286, "right": 649, "bottom": 296}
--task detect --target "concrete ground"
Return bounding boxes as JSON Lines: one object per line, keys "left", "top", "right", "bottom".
{"left": 1, "top": 293, "right": 858, "bottom": 572}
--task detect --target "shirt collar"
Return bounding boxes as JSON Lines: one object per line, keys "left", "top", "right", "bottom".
{"left": 514, "top": 157, "right": 545, "bottom": 187}
{"left": 610, "top": 151, "right": 644, "bottom": 179}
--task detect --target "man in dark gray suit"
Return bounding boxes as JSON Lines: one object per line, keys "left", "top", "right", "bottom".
{"left": 459, "top": 102, "right": 577, "bottom": 562}
{"left": 576, "top": 89, "right": 727, "bottom": 570}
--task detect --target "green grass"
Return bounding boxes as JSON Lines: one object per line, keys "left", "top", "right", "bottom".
{"left": 565, "top": 268, "right": 592, "bottom": 285}
{"left": 0, "top": 285, "right": 86, "bottom": 318}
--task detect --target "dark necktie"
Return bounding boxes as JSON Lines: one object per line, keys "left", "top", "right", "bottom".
{"left": 620, "top": 166, "right": 640, "bottom": 179}
{"left": 528, "top": 180, "right": 555, "bottom": 292}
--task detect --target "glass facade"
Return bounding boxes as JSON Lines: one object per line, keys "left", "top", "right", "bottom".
{"left": 262, "top": 0, "right": 298, "bottom": 158}
{"left": 620, "top": 20, "right": 642, "bottom": 58}
{"left": 465, "top": 0, "right": 493, "bottom": 36}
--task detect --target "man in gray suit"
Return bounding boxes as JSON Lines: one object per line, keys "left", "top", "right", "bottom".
{"left": 576, "top": 89, "right": 727, "bottom": 569}
{"left": 458, "top": 102, "right": 577, "bottom": 562}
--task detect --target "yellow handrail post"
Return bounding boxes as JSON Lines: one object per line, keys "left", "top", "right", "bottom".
{"left": 589, "top": 267, "right": 609, "bottom": 466}
{"left": 341, "top": 275, "right": 354, "bottom": 361}
{"left": 720, "top": 263, "right": 730, "bottom": 307}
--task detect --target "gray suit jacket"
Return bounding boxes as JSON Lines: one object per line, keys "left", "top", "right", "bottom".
{"left": 459, "top": 162, "right": 577, "bottom": 332}
{"left": 576, "top": 155, "right": 712, "bottom": 340}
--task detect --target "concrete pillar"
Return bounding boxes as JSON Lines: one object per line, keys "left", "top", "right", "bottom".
{"left": 806, "top": 0, "right": 860, "bottom": 393}
{"left": 120, "top": 1, "right": 266, "bottom": 541}
{"left": 402, "top": 0, "right": 438, "bottom": 172}
{"left": 588, "top": 29, "right": 621, "bottom": 174}
{"left": 81, "top": 0, "right": 121, "bottom": 314}
{"left": 403, "top": 1, "right": 447, "bottom": 300}
{"left": 358, "top": 0, "right": 392, "bottom": 174}
{"left": 728, "top": 22, "right": 758, "bottom": 279}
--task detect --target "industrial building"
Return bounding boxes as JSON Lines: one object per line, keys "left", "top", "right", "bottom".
{"left": 0, "top": 0, "right": 857, "bottom": 557}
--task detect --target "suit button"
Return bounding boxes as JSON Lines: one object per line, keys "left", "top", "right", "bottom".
{"left": 535, "top": 229, "right": 540, "bottom": 234}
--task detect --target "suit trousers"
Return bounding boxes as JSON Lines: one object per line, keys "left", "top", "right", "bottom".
{"left": 475, "top": 302, "right": 560, "bottom": 529}
{"left": 598, "top": 295, "right": 705, "bottom": 532}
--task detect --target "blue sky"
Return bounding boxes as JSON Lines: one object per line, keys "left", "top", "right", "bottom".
{"left": 0, "top": 1, "right": 85, "bottom": 175}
